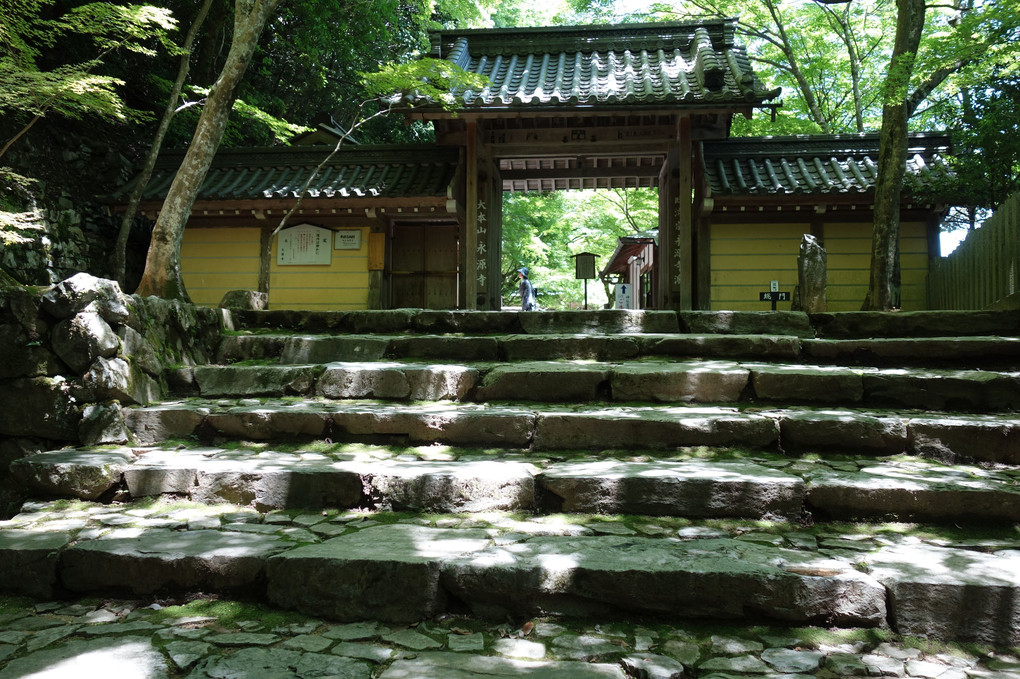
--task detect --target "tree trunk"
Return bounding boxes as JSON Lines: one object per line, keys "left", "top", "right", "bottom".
{"left": 863, "top": 0, "right": 925, "bottom": 311}
{"left": 135, "top": 0, "right": 281, "bottom": 300}
{"left": 112, "top": 0, "right": 213, "bottom": 287}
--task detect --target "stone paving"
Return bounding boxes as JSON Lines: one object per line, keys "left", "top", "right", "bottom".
{"left": 2, "top": 591, "right": 1019, "bottom": 678}
{"left": 2, "top": 497, "right": 1020, "bottom": 676}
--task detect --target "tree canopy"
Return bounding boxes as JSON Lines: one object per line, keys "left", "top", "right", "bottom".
{"left": 0, "top": 0, "right": 177, "bottom": 159}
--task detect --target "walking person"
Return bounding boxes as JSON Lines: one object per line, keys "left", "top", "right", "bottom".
{"left": 517, "top": 267, "right": 537, "bottom": 311}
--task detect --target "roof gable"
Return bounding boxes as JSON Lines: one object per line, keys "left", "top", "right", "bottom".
{"left": 424, "top": 19, "right": 780, "bottom": 112}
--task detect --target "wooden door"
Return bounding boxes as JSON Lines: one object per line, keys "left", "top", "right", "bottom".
{"left": 390, "top": 223, "right": 460, "bottom": 309}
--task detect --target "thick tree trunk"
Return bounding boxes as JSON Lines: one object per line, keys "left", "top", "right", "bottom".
{"left": 134, "top": 0, "right": 280, "bottom": 300}
{"left": 112, "top": 0, "right": 213, "bottom": 287}
{"left": 863, "top": 0, "right": 925, "bottom": 311}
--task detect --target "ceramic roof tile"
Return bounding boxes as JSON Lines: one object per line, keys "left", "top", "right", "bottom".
{"left": 701, "top": 133, "right": 952, "bottom": 197}
{"left": 113, "top": 146, "right": 459, "bottom": 203}
{"left": 423, "top": 19, "right": 779, "bottom": 111}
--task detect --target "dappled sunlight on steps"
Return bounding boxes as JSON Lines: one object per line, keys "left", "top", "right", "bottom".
{"left": 2, "top": 308, "right": 1020, "bottom": 662}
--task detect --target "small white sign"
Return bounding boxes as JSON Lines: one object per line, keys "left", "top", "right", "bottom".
{"left": 334, "top": 230, "right": 363, "bottom": 250}
{"left": 615, "top": 283, "right": 633, "bottom": 309}
{"left": 770, "top": 280, "right": 780, "bottom": 292}
{"left": 277, "top": 224, "right": 332, "bottom": 266}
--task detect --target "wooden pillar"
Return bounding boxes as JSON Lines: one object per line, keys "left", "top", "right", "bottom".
{"left": 367, "top": 231, "right": 385, "bottom": 310}
{"left": 692, "top": 141, "right": 711, "bottom": 310}
{"left": 464, "top": 121, "right": 479, "bottom": 309}
{"left": 484, "top": 161, "right": 503, "bottom": 309}
{"left": 658, "top": 117, "right": 694, "bottom": 310}
{"left": 695, "top": 214, "right": 711, "bottom": 310}
{"left": 471, "top": 130, "right": 501, "bottom": 310}
{"left": 677, "top": 117, "right": 693, "bottom": 310}
{"left": 658, "top": 151, "right": 674, "bottom": 310}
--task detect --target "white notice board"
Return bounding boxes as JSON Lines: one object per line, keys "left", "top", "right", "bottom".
{"left": 334, "top": 230, "right": 362, "bottom": 250}
{"left": 277, "top": 224, "right": 332, "bottom": 266}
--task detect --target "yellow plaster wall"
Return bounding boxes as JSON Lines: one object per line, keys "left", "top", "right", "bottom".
{"left": 825, "top": 220, "right": 928, "bottom": 311}
{"left": 710, "top": 223, "right": 805, "bottom": 311}
{"left": 181, "top": 226, "right": 371, "bottom": 310}
{"left": 180, "top": 227, "right": 260, "bottom": 307}
{"left": 710, "top": 220, "right": 929, "bottom": 311}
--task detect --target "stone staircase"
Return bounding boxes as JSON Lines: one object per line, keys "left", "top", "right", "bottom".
{"left": 3, "top": 309, "right": 1020, "bottom": 653}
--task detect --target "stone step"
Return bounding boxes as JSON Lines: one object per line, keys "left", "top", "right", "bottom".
{"left": 173, "top": 359, "right": 1020, "bottom": 412}
{"left": 2, "top": 500, "right": 1018, "bottom": 646}
{"left": 215, "top": 332, "right": 1020, "bottom": 369}
{"left": 225, "top": 308, "right": 1020, "bottom": 340}
{"left": 122, "top": 399, "right": 1020, "bottom": 464}
{"left": 11, "top": 446, "right": 1020, "bottom": 524}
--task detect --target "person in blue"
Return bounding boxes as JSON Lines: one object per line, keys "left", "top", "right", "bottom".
{"left": 517, "top": 267, "right": 537, "bottom": 311}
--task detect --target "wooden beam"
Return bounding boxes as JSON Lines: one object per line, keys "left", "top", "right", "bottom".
{"left": 492, "top": 140, "right": 679, "bottom": 158}
{"left": 500, "top": 166, "right": 662, "bottom": 181}
{"left": 129, "top": 196, "right": 451, "bottom": 216}
{"left": 677, "top": 117, "right": 693, "bottom": 310}
{"left": 485, "top": 125, "right": 678, "bottom": 147}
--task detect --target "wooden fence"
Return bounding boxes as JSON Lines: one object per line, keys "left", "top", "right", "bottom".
{"left": 928, "top": 192, "right": 1020, "bottom": 310}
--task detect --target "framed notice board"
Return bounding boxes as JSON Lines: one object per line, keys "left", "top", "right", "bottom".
{"left": 277, "top": 224, "right": 332, "bottom": 266}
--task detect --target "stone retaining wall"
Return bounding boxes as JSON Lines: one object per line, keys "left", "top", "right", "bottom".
{"left": 0, "top": 207, "right": 150, "bottom": 289}
{"left": 0, "top": 274, "right": 223, "bottom": 516}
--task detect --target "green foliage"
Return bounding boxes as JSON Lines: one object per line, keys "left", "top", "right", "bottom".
{"left": 146, "top": 596, "right": 311, "bottom": 629}
{"left": 730, "top": 109, "right": 824, "bottom": 138}
{"left": 221, "top": 0, "right": 504, "bottom": 144}
{"left": 0, "top": 166, "right": 37, "bottom": 211}
{"left": 363, "top": 58, "right": 491, "bottom": 109}
{"left": 182, "top": 85, "right": 311, "bottom": 144}
{"left": 502, "top": 188, "right": 657, "bottom": 308}
{"left": 490, "top": 0, "right": 578, "bottom": 27}
{"left": 434, "top": 0, "right": 506, "bottom": 27}
{"left": 923, "top": 73, "right": 1020, "bottom": 223}
{"left": 232, "top": 0, "right": 437, "bottom": 144}
{"left": 0, "top": 0, "right": 176, "bottom": 126}
{"left": 54, "top": 3, "right": 178, "bottom": 57}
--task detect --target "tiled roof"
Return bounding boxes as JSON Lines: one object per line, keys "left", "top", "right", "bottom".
{"left": 114, "top": 145, "right": 459, "bottom": 203}
{"left": 425, "top": 20, "right": 780, "bottom": 111}
{"left": 701, "top": 133, "right": 952, "bottom": 197}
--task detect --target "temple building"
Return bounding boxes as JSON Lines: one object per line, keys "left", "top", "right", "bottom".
{"left": 118, "top": 20, "right": 950, "bottom": 312}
